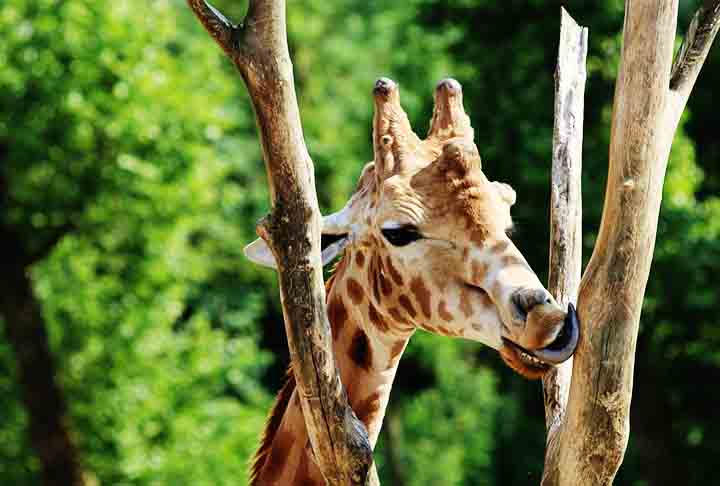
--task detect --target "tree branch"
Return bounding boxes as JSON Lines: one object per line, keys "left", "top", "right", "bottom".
{"left": 539, "top": 3, "right": 720, "bottom": 485}
{"left": 187, "top": 1, "right": 376, "bottom": 484}
{"left": 558, "top": 3, "right": 680, "bottom": 485}
{"left": 670, "top": 0, "right": 720, "bottom": 92}
{"left": 668, "top": 0, "right": 720, "bottom": 126}
{"left": 541, "top": 8, "right": 586, "bottom": 486}
{"left": 186, "top": 0, "right": 238, "bottom": 58}
{"left": 1, "top": 242, "right": 86, "bottom": 486}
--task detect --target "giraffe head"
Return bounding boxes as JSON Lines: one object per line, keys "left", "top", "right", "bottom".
{"left": 246, "top": 78, "right": 579, "bottom": 379}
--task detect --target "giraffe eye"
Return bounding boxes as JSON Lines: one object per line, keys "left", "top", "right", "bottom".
{"left": 381, "top": 226, "right": 423, "bottom": 247}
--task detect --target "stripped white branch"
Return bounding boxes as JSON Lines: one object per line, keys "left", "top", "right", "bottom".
{"left": 541, "top": 8, "right": 586, "bottom": 486}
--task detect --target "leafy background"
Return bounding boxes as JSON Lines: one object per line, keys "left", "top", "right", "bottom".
{"left": 1, "top": 0, "right": 718, "bottom": 484}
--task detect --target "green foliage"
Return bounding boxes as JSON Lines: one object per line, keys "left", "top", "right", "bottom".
{"left": 1, "top": 0, "right": 272, "bottom": 483}
{"left": 1, "top": 0, "right": 719, "bottom": 485}
{"left": 393, "top": 335, "right": 499, "bottom": 486}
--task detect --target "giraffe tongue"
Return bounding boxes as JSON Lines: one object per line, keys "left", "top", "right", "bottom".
{"left": 531, "top": 303, "right": 580, "bottom": 365}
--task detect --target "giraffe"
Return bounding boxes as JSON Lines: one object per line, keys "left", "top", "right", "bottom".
{"left": 244, "top": 77, "right": 579, "bottom": 485}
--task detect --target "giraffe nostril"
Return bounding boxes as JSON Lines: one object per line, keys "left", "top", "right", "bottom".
{"left": 512, "top": 289, "right": 551, "bottom": 319}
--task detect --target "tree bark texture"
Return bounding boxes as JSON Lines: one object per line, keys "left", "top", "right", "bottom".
{"left": 549, "top": 2, "right": 720, "bottom": 485}
{"left": 0, "top": 228, "right": 85, "bottom": 486}
{"left": 186, "top": 1, "right": 376, "bottom": 484}
{"left": 541, "top": 8, "right": 586, "bottom": 486}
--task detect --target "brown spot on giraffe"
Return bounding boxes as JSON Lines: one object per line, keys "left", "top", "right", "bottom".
{"left": 368, "top": 303, "right": 389, "bottom": 332}
{"left": 385, "top": 256, "right": 404, "bottom": 286}
{"left": 388, "top": 307, "right": 414, "bottom": 333}
{"left": 327, "top": 295, "right": 348, "bottom": 340}
{"left": 366, "top": 253, "right": 383, "bottom": 302}
{"left": 355, "top": 250, "right": 366, "bottom": 268}
{"left": 346, "top": 278, "right": 365, "bottom": 305}
{"left": 438, "top": 300, "right": 453, "bottom": 322}
{"left": 410, "top": 277, "right": 432, "bottom": 319}
{"left": 349, "top": 329, "right": 373, "bottom": 371}
{"left": 379, "top": 272, "right": 393, "bottom": 296}
{"left": 388, "top": 307, "right": 405, "bottom": 324}
{"left": 438, "top": 326, "right": 453, "bottom": 335}
{"left": 398, "top": 294, "right": 417, "bottom": 319}
{"left": 354, "top": 392, "right": 382, "bottom": 428}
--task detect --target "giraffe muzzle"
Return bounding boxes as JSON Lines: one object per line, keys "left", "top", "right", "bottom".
{"left": 500, "top": 302, "right": 580, "bottom": 378}
{"left": 530, "top": 303, "right": 580, "bottom": 364}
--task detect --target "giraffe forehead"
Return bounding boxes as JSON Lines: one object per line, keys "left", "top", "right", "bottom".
{"left": 375, "top": 168, "right": 512, "bottom": 232}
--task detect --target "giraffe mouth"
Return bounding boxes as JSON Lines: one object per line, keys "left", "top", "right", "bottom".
{"left": 499, "top": 304, "right": 580, "bottom": 379}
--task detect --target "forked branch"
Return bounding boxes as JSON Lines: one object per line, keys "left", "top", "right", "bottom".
{"left": 550, "top": 1, "right": 719, "bottom": 485}
{"left": 186, "top": 0, "right": 237, "bottom": 58}
{"left": 187, "top": 1, "right": 376, "bottom": 484}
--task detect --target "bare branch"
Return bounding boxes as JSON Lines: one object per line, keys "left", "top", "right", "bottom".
{"left": 670, "top": 0, "right": 720, "bottom": 92}
{"left": 559, "top": 3, "right": 680, "bottom": 485}
{"left": 186, "top": 0, "right": 238, "bottom": 58}
{"left": 667, "top": 0, "right": 720, "bottom": 127}
{"left": 187, "top": 1, "right": 376, "bottom": 484}
{"left": 540, "top": 8, "right": 586, "bottom": 486}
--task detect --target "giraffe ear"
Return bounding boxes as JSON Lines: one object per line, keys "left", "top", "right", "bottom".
{"left": 243, "top": 238, "right": 277, "bottom": 269}
{"left": 244, "top": 211, "right": 352, "bottom": 269}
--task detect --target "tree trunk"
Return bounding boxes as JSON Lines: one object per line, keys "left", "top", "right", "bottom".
{"left": 0, "top": 256, "right": 85, "bottom": 486}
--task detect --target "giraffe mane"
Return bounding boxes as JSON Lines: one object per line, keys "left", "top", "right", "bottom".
{"left": 249, "top": 366, "right": 296, "bottom": 484}
{"left": 249, "top": 267, "right": 345, "bottom": 484}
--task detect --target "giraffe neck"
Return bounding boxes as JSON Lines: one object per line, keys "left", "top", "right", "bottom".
{"left": 250, "top": 250, "right": 413, "bottom": 485}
